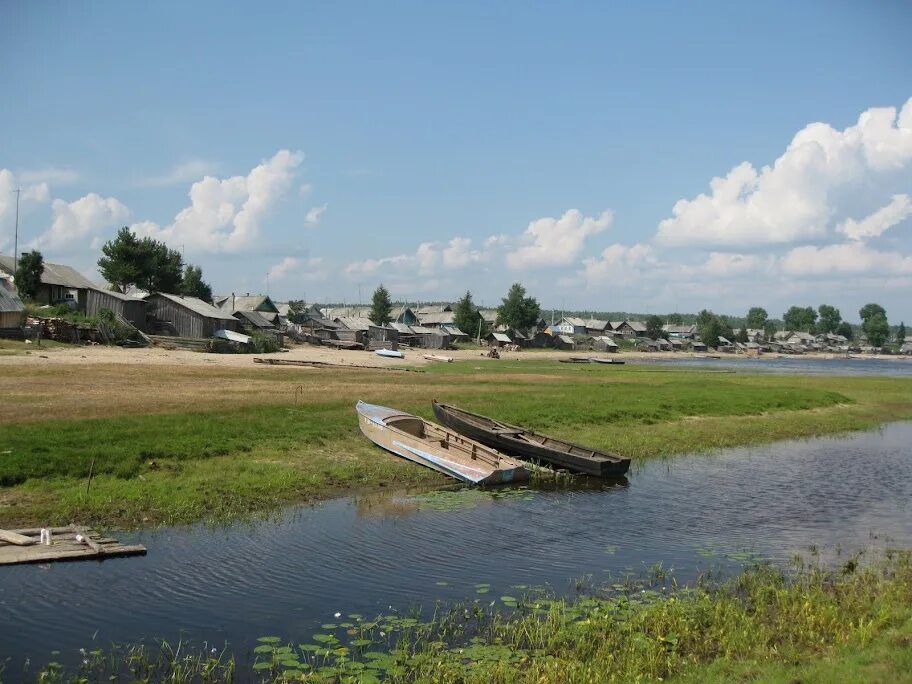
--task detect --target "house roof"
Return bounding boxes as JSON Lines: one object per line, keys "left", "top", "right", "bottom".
{"left": 390, "top": 322, "right": 414, "bottom": 334}
{"left": 322, "top": 306, "right": 371, "bottom": 319}
{"left": 662, "top": 324, "right": 696, "bottom": 334}
{"left": 556, "top": 334, "right": 575, "bottom": 344}
{"left": 478, "top": 309, "right": 498, "bottom": 323}
{"left": 626, "top": 320, "right": 647, "bottom": 332}
{"left": 442, "top": 325, "right": 467, "bottom": 337}
{"left": 334, "top": 316, "right": 373, "bottom": 331}
{"left": 415, "top": 304, "right": 451, "bottom": 314}
{"left": 0, "top": 255, "right": 96, "bottom": 290}
{"left": 87, "top": 286, "right": 145, "bottom": 302}
{"left": 717, "top": 336, "right": 733, "bottom": 345}
{"left": 585, "top": 318, "right": 609, "bottom": 330}
{"left": 152, "top": 292, "right": 233, "bottom": 319}
{"left": 490, "top": 332, "right": 512, "bottom": 343}
{"left": 561, "top": 316, "right": 587, "bottom": 327}
{"left": 234, "top": 310, "right": 275, "bottom": 329}
{"left": 594, "top": 335, "right": 618, "bottom": 346}
{"left": 609, "top": 321, "right": 625, "bottom": 329}
{"left": 215, "top": 294, "right": 278, "bottom": 314}
{"left": 418, "top": 311, "right": 456, "bottom": 325}
{"left": 410, "top": 325, "right": 446, "bottom": 335}
{"left": 0, "top": 278, "right": 25, "bottom": 313}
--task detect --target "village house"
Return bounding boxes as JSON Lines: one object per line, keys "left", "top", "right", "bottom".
{"left": 554, "top": 316, "right": 588, "bottom": 336}
{"left": 146, "top": 293, "right": 238, "bottom": 338}
{"left": 662, "top": 324, "right": 697, "bottom": 339}
{"left": 417, "top": 310, "right": 456, "bottom": 328}
{"left": 0, "top": 255, "right": 146, "bottom": 327}
{"left": 0, "top": 276, "right": 26, "bottom": 330}
{"left": 612, "top": 320, "right": 647, "bottom": 337}
{"left": 487, "top": 331, "right": 512, "bottom": 347}
{"left": 590, "top": 335, "right": 619, "bottom": 353}
{"left": 390, "top": 306, "right": 419, "bottom": 325}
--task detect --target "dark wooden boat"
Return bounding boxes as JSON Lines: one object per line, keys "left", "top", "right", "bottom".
{"left": 432, "top": 401, "right": 630, "bottom": 478}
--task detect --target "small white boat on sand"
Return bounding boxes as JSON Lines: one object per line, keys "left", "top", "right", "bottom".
{"left": 356, "top": 401, "right": 529, "bottom": 485}
{"left": 423, "top": 354, "right": 453, "bottom": 363}
{"left": 375, "top": 349, "right": 404, "bottom": 358}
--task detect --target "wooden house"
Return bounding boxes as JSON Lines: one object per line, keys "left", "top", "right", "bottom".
{"left": 0, "top": 277, "right": 26, "bottom": 330}
{"left": 553, "top": 334, "right": 575, "bottom": 350}
{"left": 146, "top": 293, "right": 237, "bottom": 338}
{"left": 487, "top": 331, "right": 512, "bottom": 347}
{"left": 531, "top": 331, "right": 554, "bottom": 348}
{"left": 591, "top": 335, "right": 619, "bottom": 352}
{"left": 84, "top": 287, "right": 147, "bottom": 328}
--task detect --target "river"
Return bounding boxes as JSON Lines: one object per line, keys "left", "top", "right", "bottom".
{"left": 2, "top": 421, "right": 911, "bottom": 670}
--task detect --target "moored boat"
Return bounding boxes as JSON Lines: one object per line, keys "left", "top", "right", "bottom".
{"left": 431, "top": 401, "right": 630, "bottom": 478}
{"left": 356, "top": 401, "right": 530, "bottom": 485}
{"left": 375, "top": 348, "right": 404, "bottom": 358}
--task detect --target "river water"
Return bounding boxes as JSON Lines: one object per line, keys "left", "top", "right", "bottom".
{"left": 2, "top": 422, "right": 911, "bottom": 669}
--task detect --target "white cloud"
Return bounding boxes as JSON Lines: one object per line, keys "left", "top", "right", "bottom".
{"left": 657, "top": 98, "right": 912, "bottom": 246}
{"left": 575, "top": 242, "right": 657, "bottom": 287}
{"left": 299, "top": 183, "right": 314, "bottom": 196}
{"left": 141, "top": 159, "right": 218, "bottom": 187}
{"left": 0, "top": 169, "right": 51, "bottom": 227}
{"left": 506, "top": 209, "right": 613, "bottom": 269}
{"left": 442, "top": 237, "right": 486, "bottom": 268}
{"left": 268, "top": 256, "right": 327, "bottom": 281}
{"left": 135, "top": 149, "right": 303, "bottom": 252}
{"left": 696, "top": 252, "right": 774, "bottom": 277}
{"left": 838, "top": 194, "right": 912, "bottom": 241}
{"left": 34, "top": 193, "right": 129, "bottom": 249}
{"left": 781, "top": 243, "right": 912, "bottom": 276}
{"left": 18, "top": 167, "right": 80, "bottom": 185}
{"left": 305, "top": 203, "right": 327, "bottom": 225}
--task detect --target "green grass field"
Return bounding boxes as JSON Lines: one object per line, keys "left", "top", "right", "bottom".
{"left": 1, "top": 360, "right": 910, "bottom": 528}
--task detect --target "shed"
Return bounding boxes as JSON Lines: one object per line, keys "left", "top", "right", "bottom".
{"left": 591, "top": 335, "right": 619, "bottom": 352}
{"left": 85, "top": 287, "right": 147, "bottom": 328}
{"left": 531, "top": 331, "right": 553, "bottom": 348}
{"left": 442, "top": 325, "right": 469, "bottom": 343}
{"left": 554, "top": 334, "right": 575, "bottom": 350}
{"left": 487, "top": 332, "right": 512, "bottom": 347}
{"left": 0, "top": 277, "right": 26, "bottom": 329}
{"left": 146, "top": 293, "right": 238, "bottom": 338}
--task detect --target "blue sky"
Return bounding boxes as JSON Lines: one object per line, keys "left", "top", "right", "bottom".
{"left": 1, "top": 1, "right": 911, "bottom": 322}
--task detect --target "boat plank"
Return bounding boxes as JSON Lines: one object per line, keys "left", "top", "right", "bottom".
{"left": 0, "top": 529, "right": 37, "bottom": 546}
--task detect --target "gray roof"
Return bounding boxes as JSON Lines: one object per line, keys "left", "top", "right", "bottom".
{"left": 322, "top": 306, "right": 371, "bottom": 319}
{"left": 491, "top": 332, "right": 512, "bottom": 343}
{"left": 215, "top": 294, "right": 278, "bottom": 314}
{"left": 390, "top": 322, "right": 415, "bottom": 334}
{"left": 585, "top": 318, "right": 609, "bottom": 330}
{"left": 556, "top": 334, "right": 575, "bottom": 344}
{"left": 415, "top": 304, "right": 451, "bottom": 314}
{"left": 152, "top": 292, "right": 233, "bottom": 320}
{"left": 626, "top": 320, "right": 647, "bottom": 332}
{"left": 87, "top": 286, "right": 144, "bottom": 302}
{"left": 0, "top": 278, "right": 25, "bottom": 313}
{"left": 442, "top": 325, "right": 467, "bottom": 337}
{"left": 234, "top": 310, "right": 275, "bottom": 329}
{"left": 0, "top": 255, "right": 96, "bottom": 289}
{"left": 334, "top": 316, "right": 373, "bottom": 331}
{"left": 561, "top": 316, "right": 587, "bottom": 327}
{"left": 418, "top": 311, "right": 455, "bottom": 325}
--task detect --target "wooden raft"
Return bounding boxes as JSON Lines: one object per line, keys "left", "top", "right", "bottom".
{"left": 0, "top": 526, "right": 146, "bottom": 566}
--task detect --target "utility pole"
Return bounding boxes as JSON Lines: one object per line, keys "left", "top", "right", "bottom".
{"left": 12, "top": 188, "right": 20, "bottom": 274}
{"left": 265, "top": 271, "right": 269, "bottom": 295}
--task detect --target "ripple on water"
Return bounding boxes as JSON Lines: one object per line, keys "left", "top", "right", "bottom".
{"left": 2, "top": 422, "right": 912, "bottom": 665}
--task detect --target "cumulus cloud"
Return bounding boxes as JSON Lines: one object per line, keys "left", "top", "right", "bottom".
{"left": 695, "top": 252, "right": 774, "bottom": 277}
{"left": 838, "top": 194, "right": 912, "bottom": 241}
{"left": 575, "top": 243, "right": 657, "bottom": 286}
{"left": 135, "top": 150, "right": 303, "bottom": 252}
{"left": 268, "top": 256, "right": 327, "bottom": 281}
{"left": 345, "top": 236, "right": 488, "bottom": 279}
{"left": 781, "top": 243, "right": 912, "bottom": 276}
{"left": 141, "top": 159, "right": 218, "bottom": 187}
{"left": 33, "top": 193, "right": 129, "bottom": 249}
{"left": 0, "top": 169, "right": 51, "bottom": 226}
{"left": 506, "top": 209, "right": 613, "bottom": 269}
{"left": 305, "top": 203, "right": 327, "bottom": 225}
{"left": 657, "top": 98, "right": 912, "bottom": 246}
{"left": 442, "top": 237, "right": 487, "bottom": 268}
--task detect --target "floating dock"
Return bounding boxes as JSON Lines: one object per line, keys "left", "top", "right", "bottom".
{"left": 0, "top": 526, "right": 146, "bottom": 566}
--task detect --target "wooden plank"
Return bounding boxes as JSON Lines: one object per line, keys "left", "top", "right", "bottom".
{"left": 0, "top": 529, "right": 37, "bottom": 546}
{"left": 0, "top": 544, "right": 146, "bottom": 566}
{"left": 74, "top": 527, "right": 105, "bottom": 554}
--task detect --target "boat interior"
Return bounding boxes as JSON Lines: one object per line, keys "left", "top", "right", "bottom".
{"left": 385, "top": 415, "right": 428, "bottom": 438}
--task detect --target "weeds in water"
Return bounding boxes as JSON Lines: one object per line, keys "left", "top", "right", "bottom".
{"left": 28, "top": 550, "right": 912, "bottom": 683}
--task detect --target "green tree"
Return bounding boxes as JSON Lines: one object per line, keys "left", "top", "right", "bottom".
{"left": 859, "top": 303, "right": 886, "bottom": 323}
{"left": 817, "top": 304, "right": 841, "bottom": 334}
{"left": 864, "top": 312, "right": 890, "bottom": 348}
{"left": 287, "top": 299, "right": 307, "bottom": 324}
{"left": 698, "top": 315, "right": 724, "bottom": 349}
{"left": 453, "top": 291, "right": 483, "bottom": 339}
{"left": 369, "top": 284, "right": 393, "bottom": 325}
{"left": 783, "top": 305, "right": 817, "bottom": 332}
{"left": 666, "top": 313, "right": 684, "bottom": 325}
{"left": 179, "top": 264, "right": 213, "bottom": 302}
{"left": 98, "top": 227, "right": 183, "bottom": 293}
{"left": 496, "top": 282, "right": 540, "bottom": 333}
{"left": 859, "top": 303, "right": 889, "bottom": 347}
{"left": 897, "top": 321, "right": 907, "bottom": 344}
{"left": 764, "top": 321, "right": 778, "bottom": 340}
{"left": 13, "top": 250, "right": 43, "bottom": 300}
{"left": 645, "top": 314, "right": 664, "bottom": 340}
{"left": 836, "top": 321, "right": 854, "bottom": 341}
{"left": 736, "top": 327, "right": 749, "bottom": 344}
{"left": 745, "top": 307, "right": 768, "bottom": 330}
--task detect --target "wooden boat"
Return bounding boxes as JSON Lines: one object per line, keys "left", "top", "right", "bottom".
{"left": 588, "top": 357, "right": 625, "bottom": 365}
{"left": 558, "top": 357, "right": 592, "bottom": 364}
{"left": 432, "top": 401, "right": 630, "bottom": 478}
{"left": 356, "top": 401, "right": 530, "bottom": 485}
{"left": 423, "top": 354, "right": 453, "bottom": 363}
{"left": 375, "top": 348, "right": 404, "bottom": 358}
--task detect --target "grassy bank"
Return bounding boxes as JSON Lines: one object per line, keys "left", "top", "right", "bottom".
{"left": 1, "top": 360, "right": 911, "bottom": 527}
{"left": 21, "top": 551, "right": 912, "bottom": 683}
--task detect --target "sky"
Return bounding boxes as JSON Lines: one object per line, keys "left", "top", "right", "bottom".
{"left": 1, "top": 1, "right": 911, "bottom": 323}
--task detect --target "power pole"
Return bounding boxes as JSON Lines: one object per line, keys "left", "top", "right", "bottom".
{"left": 12, "top": 188, "right": 20, "bottom": 273}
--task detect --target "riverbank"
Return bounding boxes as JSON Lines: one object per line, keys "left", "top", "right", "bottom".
{"left": 21, "top": 550, "right": 912, "bottom": 683}
{"left": 1, "top": 357, "right": 911, "bottom": 528}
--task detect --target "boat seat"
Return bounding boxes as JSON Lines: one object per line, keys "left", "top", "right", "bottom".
{"left": 492, "top": 428, "right": 523, "bottom": 435}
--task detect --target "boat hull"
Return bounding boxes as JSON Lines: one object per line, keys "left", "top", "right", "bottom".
{"left": 432, "top": 401, "right": 630, "bottom": 478}
{"left": 356, "top": 401, "right": 529, "bottom": 485}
